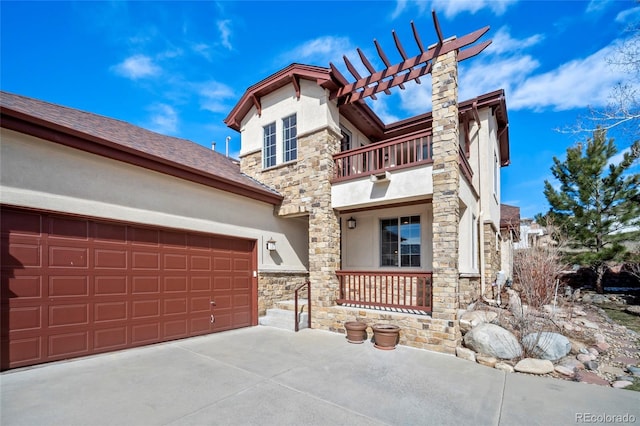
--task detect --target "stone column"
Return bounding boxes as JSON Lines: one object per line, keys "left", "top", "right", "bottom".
{"left": 431, "top": 50, "right": 461, "bottom": 343}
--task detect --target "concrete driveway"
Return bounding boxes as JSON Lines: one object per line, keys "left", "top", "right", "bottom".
{"left": 1, "top": 326, "right": 639, "bottom": 425}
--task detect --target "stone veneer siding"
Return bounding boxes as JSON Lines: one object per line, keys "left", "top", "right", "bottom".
{"left": 458, "top": 275, "right": 481, "bottom": 308}
{"left": 257, "top": 272, "right": 309, "bottom": 316}
{"left": 483, "top": 222, "right": 501, "bottom": 291}
{"left": 429, "top": 49, "right": 462, "bottom": 353}
{"left": 240, "top": 126, "right": 341, "bottom": 325}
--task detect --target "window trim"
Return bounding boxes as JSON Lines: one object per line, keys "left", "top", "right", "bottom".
{"left": 380, "top": 215, "right": 421, "bottom": 268}
{"left": 263, "top": 122, "right": 276, "bottom": 169}
{"left": 283, "top": 114, "right": 297, "bottom": 163}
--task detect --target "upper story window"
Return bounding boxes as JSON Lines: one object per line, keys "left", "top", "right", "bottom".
{"left": 380, "top": 216, "right": 421, "bottom": 267}
{"left": 263, "top": 122, "right": 276, "bottom": 168}
{"left": 340, "top": 127, "right": 352, "bottom": 151}
{"left": 493, "top": 151, "right": 499, "bottom": 196}
{"left": 283, "top": 114, "right": 297, "bottom": 162}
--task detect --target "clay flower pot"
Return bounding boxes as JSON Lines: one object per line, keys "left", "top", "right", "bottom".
{"left": 372, "top": 324, "right": 400, "bottom": 350}
{"left": 344, "top": 321, "right": 368, "bottom": 344}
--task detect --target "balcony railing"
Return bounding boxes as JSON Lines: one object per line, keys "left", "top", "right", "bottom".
{"left": 333, "top": 131, "right": 433, "bottom": 182}
{"left": 336, "top": 270, "right": 432, "bottom": 314}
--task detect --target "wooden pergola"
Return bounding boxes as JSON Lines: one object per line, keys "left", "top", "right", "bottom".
{"left": 329, "top": 11, "right": 491, "bottom": 106}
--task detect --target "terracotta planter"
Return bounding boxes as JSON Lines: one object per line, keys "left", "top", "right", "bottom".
{"left": 372, "top": 324, "right": 400, "bottom": 350}
{"left": 344, "top": 321, "right": 368, "bottom": 344}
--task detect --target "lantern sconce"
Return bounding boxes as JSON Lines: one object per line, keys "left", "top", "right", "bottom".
{"left": 266, "top": 238, "right": 277, "bottom": 251}
{"left": 347, "top": 217, "right": 357, "bottom": 230}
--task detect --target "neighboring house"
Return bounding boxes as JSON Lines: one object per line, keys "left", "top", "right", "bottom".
{"left": 500, "top": 204, "right": 521, "bottom": 281}
{"left": 0, "top": 17, "right": 511, "bottom": 370}
{"left": 515, "top": 218, "right": 547, "bottom": 249}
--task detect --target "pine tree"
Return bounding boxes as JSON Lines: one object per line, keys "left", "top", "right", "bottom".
{"left": 541, "top": 128, "right": 640, "bottom": 293}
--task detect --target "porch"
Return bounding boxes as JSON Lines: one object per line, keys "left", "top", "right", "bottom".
{"left": 336, "top": 270, "right": 432, "bottom": 314}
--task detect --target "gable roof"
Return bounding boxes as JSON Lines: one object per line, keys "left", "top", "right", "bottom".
{"left": 0, "top": 91, "right": 282, "bottom": 205}
{"left": 500, "top": 203, "right": 521, "bottom": 240}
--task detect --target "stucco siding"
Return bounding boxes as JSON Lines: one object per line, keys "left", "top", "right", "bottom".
{"left": 0, "top": 128, "right": 308, "bottom": 273}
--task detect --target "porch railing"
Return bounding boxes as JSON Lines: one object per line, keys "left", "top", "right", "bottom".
{"left": 336, "top": 270, "right": 432, "bottom": 314}
{"left": 333, "top": 131, "right": 433, "bottom": 182}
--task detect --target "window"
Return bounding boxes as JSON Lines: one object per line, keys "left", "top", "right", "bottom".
{"left": 380, "top": 216, "right": 421, "bottom": 267}
{"left": 263, "top": 122, "right": 276, "bottom": 168}
{"left": 283, "top": 114, "right": 297, "bottom": 162}
{"left": 340, "top": 127, "right": 352, "bottom": 151}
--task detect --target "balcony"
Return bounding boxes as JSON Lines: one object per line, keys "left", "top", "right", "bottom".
{"left": 331, "top": 131, "right": 434, "bottom": 210}
{"left": 333, "top": 131, "right": 433, "bottom": 182}
{"left": 336, "top": 270, "right": 432, "bottom": 314}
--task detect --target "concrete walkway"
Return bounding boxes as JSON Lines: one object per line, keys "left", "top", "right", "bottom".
{"left": 1, "top": 327, "right": 639, "bottom": 425}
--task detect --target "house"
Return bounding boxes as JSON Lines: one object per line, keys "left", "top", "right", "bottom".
{"left": 0, "top": 16, "right": 510, "bottom": 370}
{"left": 500, "top": 204, "right": 521, "bottom": 281}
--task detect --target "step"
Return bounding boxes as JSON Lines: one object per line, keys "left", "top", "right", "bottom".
{"left": 274, "top": 299, "right": 308, "bottom": 311}
{"left": 259, "top": 308, "right": 309, "bottom": 331}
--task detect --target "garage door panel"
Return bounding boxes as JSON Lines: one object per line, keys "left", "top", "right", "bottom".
{"left": 3, "top": 275, "right": 42, "bottom": 299}
{"left": 191, "top": 277, "right": 211, "bottom": 291}
{"left": 48, "top": 217, "right": 88, "bottom": 241}
{"left": 132, "top": 276, "right": 160, "bottom": 294}
{"left": 132, "top": 251, "right": 160, "bottom": 270}
{"left": 49, "top": 304, "right": 89, "bottom": 327}
{"left": 95, "top": 276, "right": 128, "bottom": 296}
{"left": 9, "top": 306, "right": 42, "bottom": 331}
{"left": 8, "top": 337, "right": 42, "bottom": 365}
{"left": 49, "top": 276, "right": 89, "bottom": 298}
{"left": 132, "top": 324, "right": 160, "bottom": 344}
{"left": 1, "top": 207, "right": 256, "bottom": 370}
{"left": 94, "top": 301, "right": 128, "bottom": 323}
{"left": 49, "top": 332, "right": 88, "bottom": 357}
{"left": 4, "top": 241, "right": 41, "bottom": 267}
{"left": 93, "top": 222, "right": 127, "bottom": 243}
{"left": 132, "top": 300, "right": 160, "bottom": 319}
{"left": 49, "top": 246, "right": 88, "bottom": 268}
{"left": 164, "top": 277, "right": 187, "bottom": 293}
{"left": 1, "top": 210, "right": 42, "bottom": 236}
{"left": 95, "top": 249, "right": 128, "bottom": 269}
{"left": 164, "top": 298, "right": 187, "bottom": 315}
{"left": 94, "top": 327, "right": 128, "bottom": 350}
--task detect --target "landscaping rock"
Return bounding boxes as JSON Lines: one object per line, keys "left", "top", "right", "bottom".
{"left": 612, "top": 380, "right": 634, "bottom": 389}
{"left": 584, "top": 360, "right": 599, "bottom": 371}
{"left": 576, "top": 371, "right": 610, "bottom": 386}
{"left": 514, "top": 358, "right": 554, "bottom": 375}
{"left": 627, "top": 365, "right": 640, "bottom": 377}
{"left": 463, "top": 323, "right": 522, "bottom": 360}
{"left": 456, "top": 346, "right": 476, "bottom": 362}
{"left": 476, "top": 354, "right": 498, "bottom": 368}
{"left": 522, "top": 332, "right": 571, "bottom": 361}
{"left": 625, "top": 305, "right": 640, "bottom": 316}
{"left": 577, "top": 353, "right": 595, "bottom": 363}
{"left": 594, "top": 342, "right": 610, "bottom": 352}
{"left": 588, "top": 347, "right": 599, "bottom": 357}
{"left": 554, "top": 365, "right": 575, "bottom": 377}
{"left": 558, "top": 356, "right": 585, "bottom": 371}
{"left": 495, "top": 362, "right": 514, "bottom": 373}
{"left": 568, "top": 338, "right": 586, "bottom": 355}
{"left": 601, "top": 365, "right": 625, "bottom": 376}
{"left": 459, "top": 310, "right": 498, "bottom": 334}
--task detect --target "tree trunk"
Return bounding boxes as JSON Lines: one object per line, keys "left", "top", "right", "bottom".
{"left": 594, "top": 264, "right": 606, "bottom": 294}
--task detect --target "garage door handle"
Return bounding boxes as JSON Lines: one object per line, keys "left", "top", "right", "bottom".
{"left": 210, "top": 314, "right": 215, "bottom": 324}
{"left": 210, "top": 301, "right": 216, "bottom": 306}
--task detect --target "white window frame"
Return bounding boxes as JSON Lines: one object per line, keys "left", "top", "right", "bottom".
{"left": 283, "top": 114, "right": 297, "bottom": 162}
{"left": 263, "top": 122, "right": 276, "bottom": 168}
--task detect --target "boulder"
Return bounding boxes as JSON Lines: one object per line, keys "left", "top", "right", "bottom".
{"left": 612, "top": 380, "right": 634, "bottom": 389}
{"left": 463, "top": 323, "right": 522, "bottom": 360}
{"left": 495, "top": 362, "right": 514, "bottom": 373}
{"left": 514, "top": 358, "right": 554, "bottom": 375}
{"left": 522, "top": 332, "right": 571, "bottom": 361}
{"left": 456, "top": 346, "right": 476, "bottom": 362}
{"left": 584, "top": 360, "right": 599, "bottom": 371}
{"left": 625, "top": 305, "right": 640, "bottom": 316}
{"left": 459, "top": 310, "right": 498, "bottom": 334}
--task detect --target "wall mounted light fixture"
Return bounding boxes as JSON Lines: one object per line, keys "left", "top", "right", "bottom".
{"left": 347, "top": 217, "right": 357, "bottom": 229}
{"left": 266, "top": 238, "right": 276, "bottom": 251}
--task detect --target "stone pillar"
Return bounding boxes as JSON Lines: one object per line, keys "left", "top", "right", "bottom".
{"left": 431, "top": 49, "right": 461, "bottom": 345}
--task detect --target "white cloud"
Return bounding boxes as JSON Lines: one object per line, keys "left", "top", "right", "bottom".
{"left": 217, "top": 19, "right": 232, "bottom": 50}
{"left": 431, "top": 0, "right": 517, "bottom": 18}
{"left": 586, "top": 0, "right": 611, "bottom": 14}
{"left": 487, "top": 26, "right": 544, "bottom": 55}
{"left": 111, "top": 54, "right": 160, "bottom": 80}
{"left": 147, "top": 103, "right": 178, "bottom": 134}
{"left": 616, "top": 6, "right": 640, "bottom": 24}
{"left": 279, "top": 36, "right": 353, "bottom": 66}
{"left": 197, "top": 81, "right": 236, "bottom": 113}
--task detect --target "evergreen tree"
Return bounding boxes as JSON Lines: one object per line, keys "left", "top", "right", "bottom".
{"left": 540, "top": 128, "right": 640, "bottom": 293}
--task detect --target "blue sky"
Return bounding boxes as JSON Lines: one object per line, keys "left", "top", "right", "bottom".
{"left": 2, "top": 0, "right": 638, "bottom": 219}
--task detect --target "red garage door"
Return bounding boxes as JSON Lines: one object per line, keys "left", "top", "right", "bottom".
{"left": 1, "top": 207, "right": 256, "bottom": 370}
